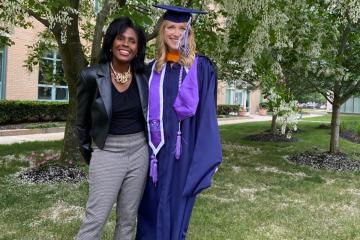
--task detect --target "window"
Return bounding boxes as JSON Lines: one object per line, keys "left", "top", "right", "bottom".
{"left": 93, "top": 0, "right": 101, "bottom": 14}
{"left": 234, "top": 91, "right": 243, "bottom": 105}
{"left": 225, "top": 89, "right": 233, "bottom": 104}
{"left": 0, "top": 48, "right": 6, "bottom": 100}
{"left": 225, "top": 88, "right": 247, "bottom": 106}
{"left": 38, "top": 51, "right": 68, "bottom": 101}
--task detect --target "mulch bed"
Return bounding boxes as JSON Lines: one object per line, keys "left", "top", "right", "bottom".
{"left": 245, "top": 133, "right": 298, "bottom": 142}
{"left": 317, "top": 124, "right": 331, "bottom": 129}
{"left": 340, "top": 130, "right": 360, "bottom": 144}
{"left": 18, "top": 164, "right": 87, "bottom": 184}
{"left": 288, "top": 151, "right": 360, "bottom": 172}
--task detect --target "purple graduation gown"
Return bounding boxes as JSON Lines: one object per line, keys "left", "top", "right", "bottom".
{"left": 136, "top": 56, "right": 222, "bottom": 240}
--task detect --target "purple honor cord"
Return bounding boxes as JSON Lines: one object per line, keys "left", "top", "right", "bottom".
{"left": 174, "top": 66, "right": 184, "bottom": 160}
{"left": 150, "top": 154, "right": 158, "bottom": 184}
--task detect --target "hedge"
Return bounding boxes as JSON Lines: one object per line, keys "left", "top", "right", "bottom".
{"left": 217, "top": 104, "right": 241, "bottom": 115}
{"left": 340, "top": 121, "right": 360, "bottom": 136}
{"left": 0, "top": 100, "right": 68, "bottom": 125}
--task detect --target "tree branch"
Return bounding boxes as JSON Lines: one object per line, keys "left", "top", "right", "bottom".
{"left": 145, "top": 17, "right": 162, "bottom": 42}
{"left": 336, "top": 22, "right": 351, "bottom": 64}
{"left": 185, "top": 0, "right": 193, "bottom": 8}
{"left": 307, "top": 77, "right": 333, "bottom": 103}
{"left": 341, "top": 79, "right": 360, "bottom": 103}
{"left": 90, "top": 0, "right": 127, "bottom": 65}
{"left": 27, "top": 9, "right": 50, "bottom": 28}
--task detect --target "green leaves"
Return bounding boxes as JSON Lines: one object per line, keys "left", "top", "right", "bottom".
{"left": 24, "top": 30, "right": 57, "bottom": 72}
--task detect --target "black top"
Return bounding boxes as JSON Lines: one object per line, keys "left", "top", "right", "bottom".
{"left": 108, "top": 78, "right": 145, "bottom": 135}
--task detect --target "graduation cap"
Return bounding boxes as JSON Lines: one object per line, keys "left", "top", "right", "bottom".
{"left": 153, "top": 4, "right": 207, "bottom": 23}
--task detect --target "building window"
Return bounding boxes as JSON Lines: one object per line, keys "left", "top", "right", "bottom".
{"left": 225, "top": 87, "right": 251, "bottom": 111}
{"left": 93, "top": 0, "right": 101, "bottom": 14}
{"left": 38, "top": 51, "right": 68, "bottom": 101}
{"left": 225, "top": 89, "right": 233, "bottom": 104}
{"left": 0, "top": 48, "right": 6, "bottom": 100}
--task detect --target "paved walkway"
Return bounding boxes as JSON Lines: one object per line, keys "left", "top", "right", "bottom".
{"left": 0, "top": 132, "right": 65, "bottom": 145}
{"left": 0, "top": 113, "right": 324, "bottom": 145}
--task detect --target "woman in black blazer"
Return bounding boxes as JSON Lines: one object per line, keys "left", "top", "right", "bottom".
{"left": 75, "top": 17, "right": 148, "bottom": 240}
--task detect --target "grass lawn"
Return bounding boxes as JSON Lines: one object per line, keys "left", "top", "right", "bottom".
{"left": 300, "top": 113, "right": 360, "bottom": 123}
{"left": 1, "top": 115, "right": 360, "bottom": 239}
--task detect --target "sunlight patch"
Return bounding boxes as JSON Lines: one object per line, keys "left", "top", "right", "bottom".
{"left": 256, "top": 224, "right": 290, "bottom": 239}
{"left": 45, "top": 201, "right": 84, "bottom": 223}
{"left": 255, "top": 166, "right": 307, "bottom": 177}
{"left": 232, "top": 166, "right": 242, "bottom": 173}
{"left": 309, "top": 202, "right": 360, "bottom": 217}
{"left": 325, "top": 178, "right": 336, "bottom": 185}
{"left": 199, "top": 194, "right": 238, "bottom": 203}
{"left": 235, "top": 187, "right": 268, "bottom": 201}
{"left": 0, "top": 154, "right": 28, "bottom": 168}
{"left": 222, "top": 143, "right": 262, "bottom": 155}
{"left": 344, "top": 188, "right": 360, "bottom": 198}
{"left": 1, "top": 154, "right": 28, "bottom": 161}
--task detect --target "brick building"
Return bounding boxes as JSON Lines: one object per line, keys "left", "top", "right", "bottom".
{"left": 1, "top": 18, "right": 68, "bottom": 102}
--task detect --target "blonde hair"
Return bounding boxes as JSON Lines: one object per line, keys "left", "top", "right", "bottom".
{"left": 155, "top": 20, "right": 196, "bottom": 73}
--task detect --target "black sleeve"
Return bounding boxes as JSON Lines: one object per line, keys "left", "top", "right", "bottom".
{"left": 75, "top": 69, "right": 93, "bottom": 164}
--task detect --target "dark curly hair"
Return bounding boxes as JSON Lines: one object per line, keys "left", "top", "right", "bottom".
{"left": 99, "top": 16, "right": 146, "bottom": 73}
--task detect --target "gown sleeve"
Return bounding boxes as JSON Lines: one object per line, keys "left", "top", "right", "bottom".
{"left": 182, "top": 56, "right": 222, "bottom": 197}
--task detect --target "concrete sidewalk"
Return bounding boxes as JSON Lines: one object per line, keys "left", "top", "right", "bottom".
{"left": 0, "top": 132, "right": 65, "bottom": 145}
{"left": 0, "top": 113, "right": 324, "bottom": 145}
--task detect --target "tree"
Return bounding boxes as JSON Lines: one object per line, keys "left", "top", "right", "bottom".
{"left": 222, "top": 0, "right": 360, "bottom": 151}
{"left": 222, "top": 0, "right": 303, "bottom": 135}
{"left": 0, "top": 0, "right": 225, "bottom": 164}
{"left": 279, "top": 0, "right": 360, "bottom": 153}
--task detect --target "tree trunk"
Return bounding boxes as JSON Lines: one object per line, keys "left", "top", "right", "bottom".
{"left": 329, "top": 101, "right": 341, "bottom": 154}
{"left": 60, "top": 86, "right": 80, "bottom": 164}
{"left": 55, "top": 16, "right": 87, "bottom": 164}
{"left": 271, "top": 114, "right": 277, "bottom": 134}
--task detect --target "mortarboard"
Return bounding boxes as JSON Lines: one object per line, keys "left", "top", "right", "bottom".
{"left": 153, "top": 4, "right": 206, "bottom": 23}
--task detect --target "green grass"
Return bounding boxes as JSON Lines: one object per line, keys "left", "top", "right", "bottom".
{"left": 23, "top": 122, "right": 65, "bottom": 129}
{"left": 300, "top": 113, "right": 360, "bottom": 123}
{"left": 1, "top": 115, "right": 360, "bottom": 239}
{"left": 0, "top": 141, "right": 63, "bottom": 156}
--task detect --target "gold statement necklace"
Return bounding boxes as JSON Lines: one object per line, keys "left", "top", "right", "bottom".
{"left": 110, "top": 62, "right": 131, "bottom": 84}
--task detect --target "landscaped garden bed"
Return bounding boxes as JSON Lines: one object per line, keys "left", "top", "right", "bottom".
{"left": 18, "top": 164, "right": 86, "bottom": 184}
{"left": 245, "top": 132, "right": 298, "bottom": 142}
{"left": 288, "top": 150, "right": 360, "bottom": 171}
{"left": 339, "top": 121, "right": 360, "bottom": 144}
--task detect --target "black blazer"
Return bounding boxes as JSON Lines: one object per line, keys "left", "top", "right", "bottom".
{"left": 75, "top": 62, "right": 148, "bottom": 164}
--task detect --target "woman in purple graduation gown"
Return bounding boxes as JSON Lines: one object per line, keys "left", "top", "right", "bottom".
{"left": 136, "top": 4, "right": 222, "bottom": 240}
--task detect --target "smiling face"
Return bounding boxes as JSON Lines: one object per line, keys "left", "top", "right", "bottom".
{"left": 111, "top": 27, "right": 138, "bottom": 64}
{"left": 163, "top": 21, "right": 187, "bottom": 52}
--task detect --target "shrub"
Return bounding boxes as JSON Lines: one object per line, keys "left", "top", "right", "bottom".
{"left": 259, "top": 102, "right": 268, "bottom": 109}
{"left": 340, "top": 121, "right": 349, "bottom": 133}
{"left": 340, "top": 121, "right": 360, "bottom": 136}
{"left": 217, "top": 105, "right": 241, "bottom": 115}
{"left": 0, "top": 100, "right": 68, "bottom": 125}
